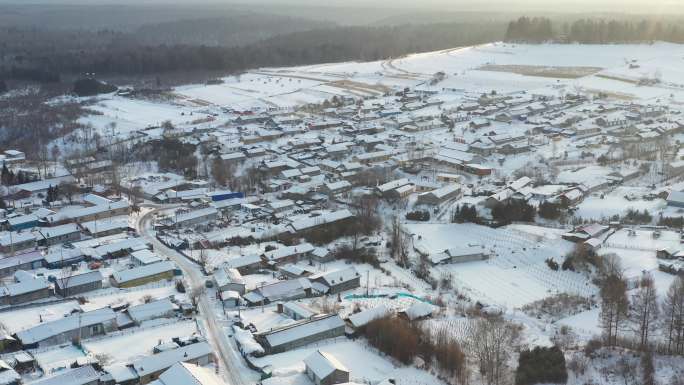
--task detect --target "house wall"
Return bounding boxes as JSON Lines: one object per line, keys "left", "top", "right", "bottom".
{"left": 31, "top": 320, "right": 115, "bottom": 348}
{"left": 267, "top": 324, "right": 345, "bottom": 354}
{"left": 0, "top": 260, "right": 44, "bottom": 278}
{"left": 8, "top": 287, "right": 51, "bottom": 305}
{"left": 112, "top": 271, "right": 174, "bottom": 288}
{"left": 56, "top": 281, "right": 103, "bottom": 297}
{"left": 326, "top": 277, "right": 360, "bottom": 294}
{"left": 42, "top": 231, "right": 81, "bottom": 246}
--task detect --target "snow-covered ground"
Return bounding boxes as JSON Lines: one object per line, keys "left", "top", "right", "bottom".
{"left": 406, "top": 223, "right": 588, "bottom": 308}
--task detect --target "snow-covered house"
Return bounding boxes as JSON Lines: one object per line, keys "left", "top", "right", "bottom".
{"left": 255, "top": 314, "right": 345, "bottom": 354}
{"left": 304, "top": 350, "right": 350, "bottom": 385}
{"left": 310, "top": 267, "right": 361, "bottom": 294}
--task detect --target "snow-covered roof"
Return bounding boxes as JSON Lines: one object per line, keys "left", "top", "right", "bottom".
{"left": 28, "top": 365, "right": 99, "bottom": 385}
{"left": 1, "top": 277, "right": 48, "bottom": 297}
{"left": 263, "top": 243, "right": 314, "bottom": 261}
{"left": 401, "top": 302, "right": 437, "bottom": 321}
{"left": 376, "top": 178, "right": 411, "bottom": 193}
{"left": 260, "top": 314, "right": 344, "bottom": 348}
{"left": 304, "top": 350, "right": 349, "bottom": 379}
{"left": 132, "top": 342, "right": 212, "bottom": 376}
{"left": 288, "top": 210, "right": 354, "bottom": 232}
{"left": 111, "top": 261, "right": 175, "bottom": 284}
{"left": 55, "top": 270, "right": 103, "bottom": 290}
{"left": 151, "top": 362, "right": 224, "bottom": 385}
{"left": 348, "top": 304, "right": 390, "bottom": 328}
{"left": 127, "top": 298, "right": 175, "bottom": 323}
{"left": 312, "top": 266, "right": 360, "bottom": 287}
{"left": 16, "top": 308, "right": 116, "bottom": 345}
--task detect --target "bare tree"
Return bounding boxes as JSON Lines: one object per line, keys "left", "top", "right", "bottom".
{"left": 465, "top": 318, "right": 514, "bottom": 385}
{"left": 190, "top": 285, "right": 206, "bottom": 307}
{"left": 389, "top": 215, "right": 409, "bottom": 267}
{"left": 599, "top": 255, "right": 629, "bottom": 347}
{"left": 663, "top": 276, "right": 684, "bottom": 354}
{"left": 631, "top": 273, "right": 658, "bottom": 350}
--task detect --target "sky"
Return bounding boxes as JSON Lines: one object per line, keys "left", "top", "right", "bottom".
{"left": 2, "top": 0, "right": 683, "bottom": 13}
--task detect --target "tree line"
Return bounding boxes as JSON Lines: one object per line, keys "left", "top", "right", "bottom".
{"left": 0, "top": 22, "right": 505, "bottom": 81}
{"left": 506, "top": 16, "right": 684, "bottom": 44}
{"left": 598, "top": 254, "right": 684, "bottom": 354}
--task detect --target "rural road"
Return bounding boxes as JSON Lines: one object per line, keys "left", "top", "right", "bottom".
{"left": 135, "top": 207, "right": 254, "bottom": 385}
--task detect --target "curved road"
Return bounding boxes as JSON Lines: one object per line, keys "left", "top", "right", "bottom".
{"left": 135, "top": 207, "right": 253, "bottom": 385}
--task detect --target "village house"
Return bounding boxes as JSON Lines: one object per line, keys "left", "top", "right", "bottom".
{"left": 132, "top": 342, "right": 213, "bottom": 384}
{"left": 243, "top": 278, "right": 312, "bottom": 306}
{"left": 38, "top": 223, "right": 81, "bottom": 246}
{"left": 416, "top": 184, "right": 462, "bottom": 206}
{"left": 428, "top": 245, "right": 489, "bottom": 265}
{"left": 0, "top": 232, "right": 37, "bottom": 253}
{"left": 310, "top": 267, "right": 361, "bottom": 294}
{"left": 262, "top": 243, "right": 315, "bottom": 267}
{"left": 277, "top": 301, "right": 317, "bottom": 321}
{"left": 110, "top": 261, "right": 176, "bottom": 288}
{"left": 0, "top": 251, "right": 44, "bottom": 278}
{"left": 304, "top": 350, "right": 350, "bottom": 385}
{"left": 126, "top": 298, "right": 176, "bottom": 325}
{"left": 147, "top": 362, "right": 224, "bottom": 385}
{"left": 0, "top": 277, "right": 50, "bottom": 305}
{"left": 15, "top": 307, "right": 117, "bottom": 348}
{"left": 213, "top": 267, "right": 246, "bottom": 294}
{"left": 347, "top": 305, "right": 391, "bottom": 331}
{"left": 55, "top": 271, "right": 103, "bottom": 297}
{"left": 255, "top": 314, "right": 345, "bottom": 354}
{"left": 285, "top": 210, "right": 355, "bottom": 237}
{"left": 29, "top": 365, "right": 100, "bottom": 385}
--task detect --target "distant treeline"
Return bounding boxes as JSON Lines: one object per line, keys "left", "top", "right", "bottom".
{"left": 506, "top": 16, "right": 684, "bottom": 44}
{"left": 0, "top": 22, "right": 504, "bottom": 81}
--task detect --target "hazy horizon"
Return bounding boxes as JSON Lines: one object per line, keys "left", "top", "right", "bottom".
{"left": 1, "top": 0, "right": 684, "bottom": 14}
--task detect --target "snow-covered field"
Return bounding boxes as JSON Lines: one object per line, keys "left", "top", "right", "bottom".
{"left": 254, "top": 339, "right": 443, "bottom": 385}
{"left": 76, "top": 42, "right": 684, "bottom": 141}
{"left": 83, "top": 320, "right": 198, "bottom": 362}
{"left": 406, "top": 223, "right": 590, "bottom": 308}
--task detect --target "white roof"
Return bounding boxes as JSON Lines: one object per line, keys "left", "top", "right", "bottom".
{"left": 16, "top": 308, "right": 116, "bottom": 345}
{"left": 304, "top": 350, "right": 349, "bottom": 379}
{"left": 28, "top": 365, "right": 99, "bottom": 385}
{"left": 262, "top": 314, "right": 344, "bottom": 348}
{"left": 348, "top": 304, "right": 390, "bottom": 328}
{"left": 56, "top": 270, "right": 103, "bottom": 290}
{"left": 152, "top": 362, "right": 224, "bottom": 385}
{"left": 0, "top": 231, "right": 36, "bottom": 247}
{"left": 313, "top": 266, "right": 360, "bottom": 287}
{"left": 127, "top": 298, "right": 175, "bottom": 323}
{"left": 47, "top": 200, "right": 128, "bottom": 223}
{"left": 131, "top": 249, "right": 163, "bottom": 265}
{"left": 2, "top": 277, "right": 48, "bottom": 297}
{"left": 263, "top": 243, "right": 314, "bottom": 261}
{"left": 132, "top": 342, "right": 212, "bottom": 376}
{"left": 289, "top": 210, "right": 353, "bottom": 232}
{"left": 402, "top": 302, "right": 437, "bottom": 321}
{"left": 112, "top": 261, "right": 175, "bottom": 284}
{"left": 376, "top": 178, "right": 411, "bottom": 193}
{"left": 39, "top": 223, "right": 80, "bottom": 239}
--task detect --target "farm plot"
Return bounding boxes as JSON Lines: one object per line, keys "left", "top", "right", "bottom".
{"left": 406, "top": 223, "right": 594, "bottom": 308}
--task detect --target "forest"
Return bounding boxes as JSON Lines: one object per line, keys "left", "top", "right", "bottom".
{"left": 506, "top": 16, "right": 684, "bottom": 44}
{"left": 0, "top": 21, "right": 505, "bottom": 82}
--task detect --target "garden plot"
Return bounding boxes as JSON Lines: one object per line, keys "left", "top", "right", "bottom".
{"left": 79, "top": 96, "right": 200, "bottom": 137}
{"left": 574, "top": 190, "right": 665, "bottom": 221}
{"left": 406, "top": 223, "right": 591, "bottom": 308}
{"left": 79, "top": 283, "right": 182, "bottom": 312}
{"left": 34, "top": 345, "right": 87, "bottom": 374}
{"left": 0, "top": 300, "right": 80, "bottom": 334}
{"left": 253, "top": 339, "right": 444, "bottom": 385}
{"left": 83, "top": 320, "right": 198, "bottom": 362}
